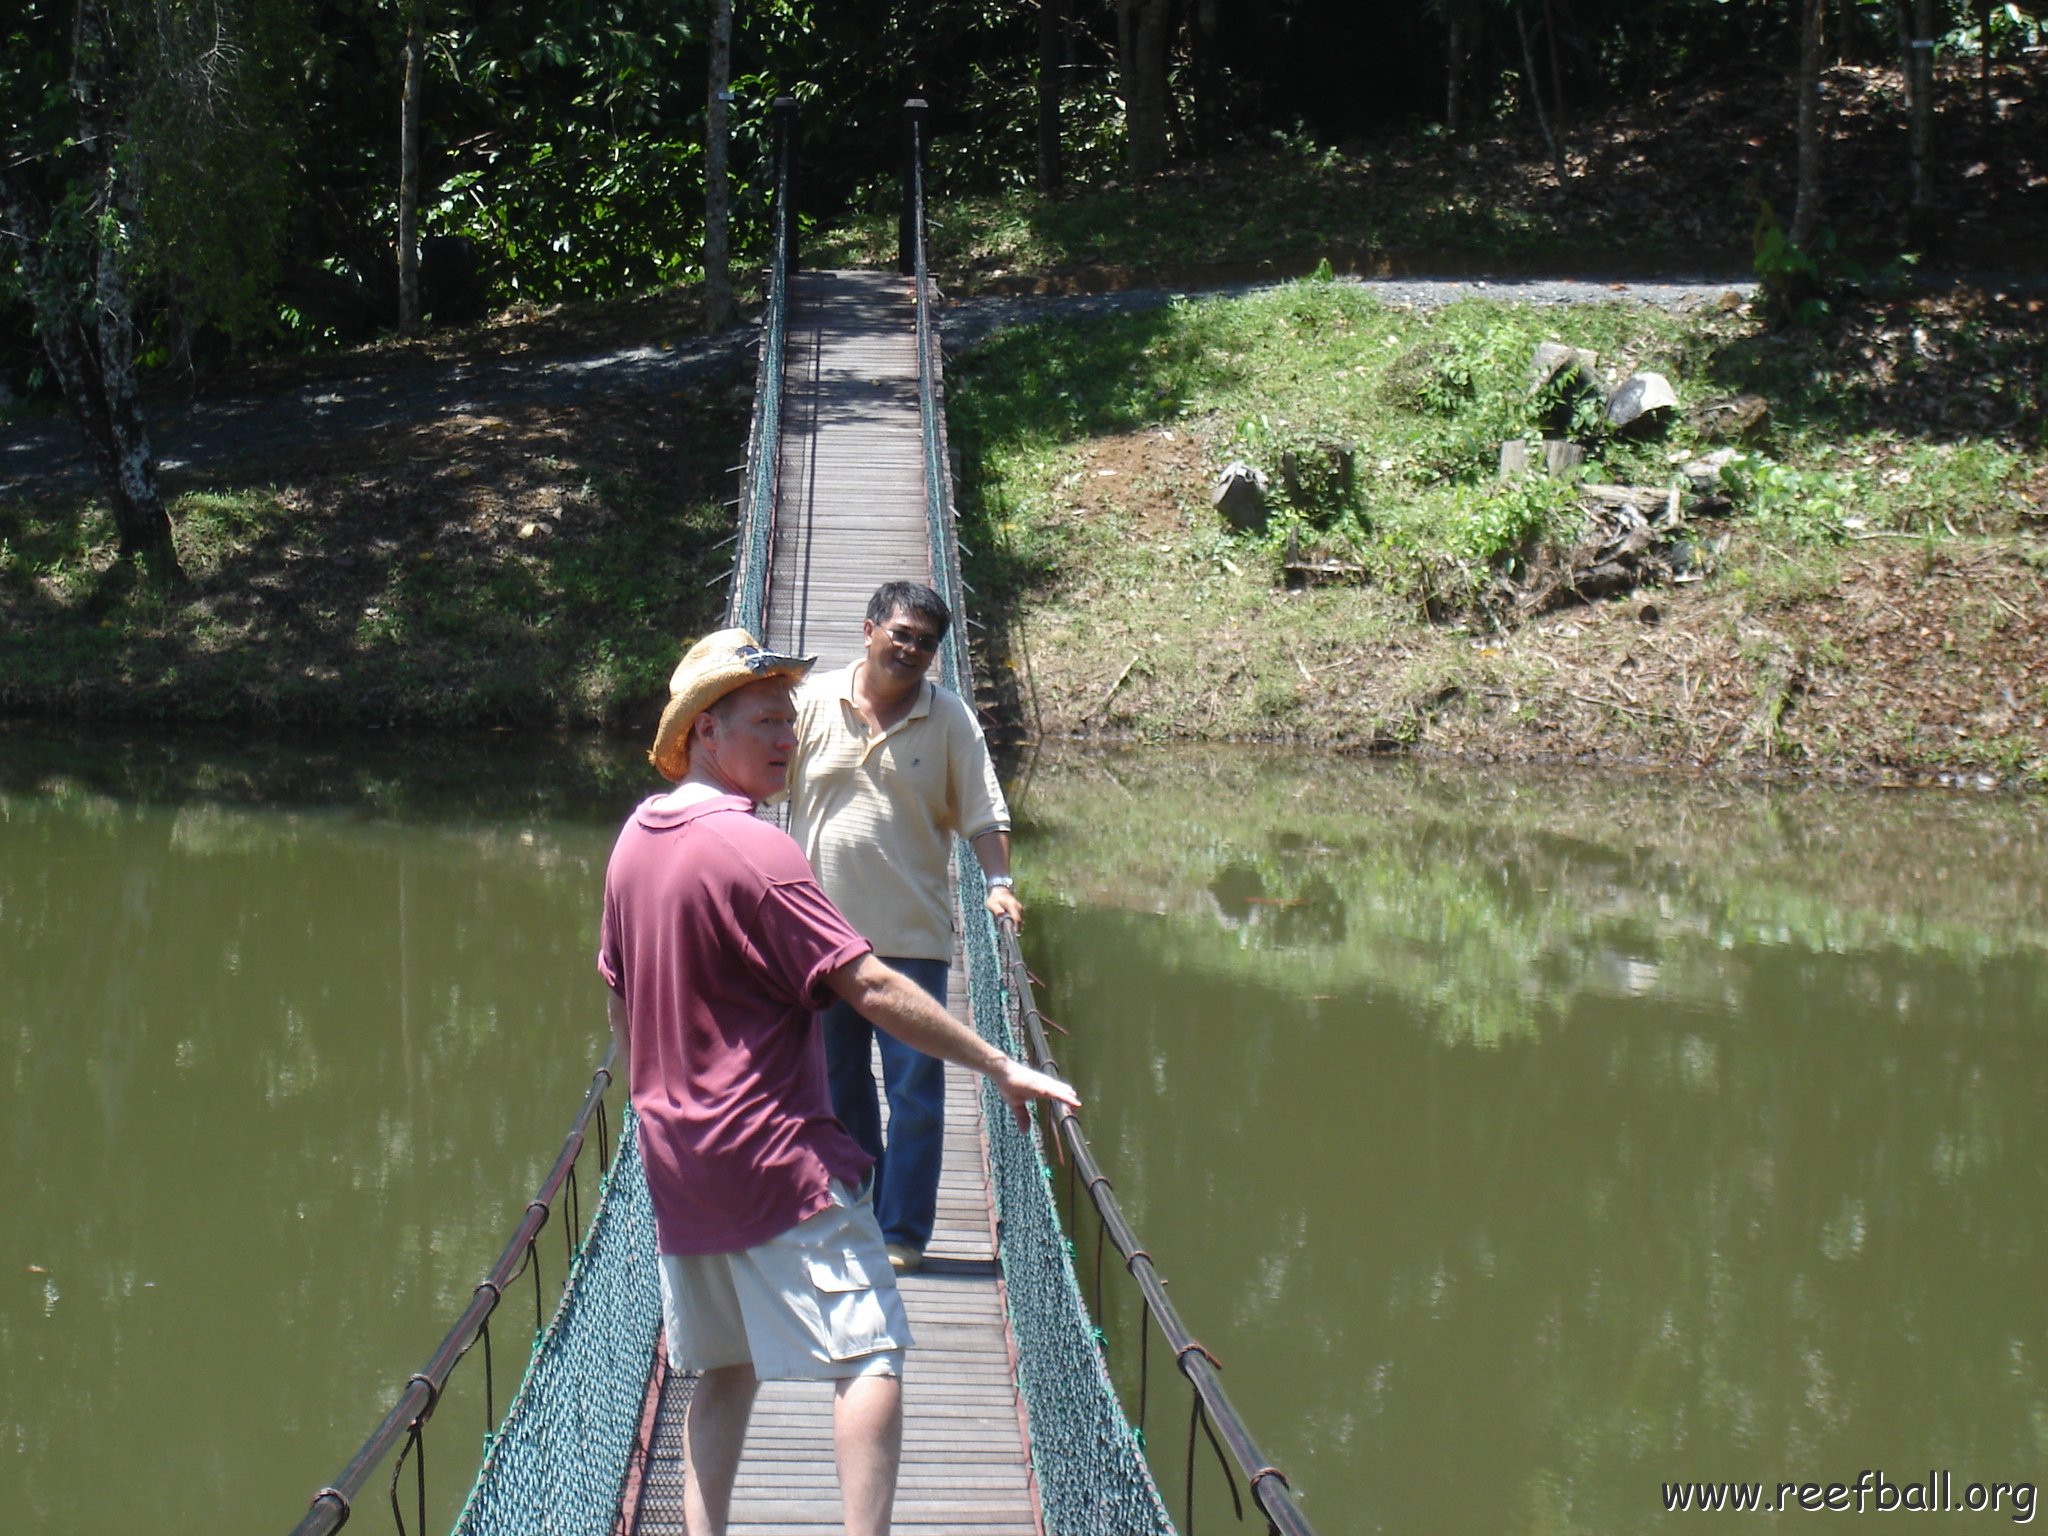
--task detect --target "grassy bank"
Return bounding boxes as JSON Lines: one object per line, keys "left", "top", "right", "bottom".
{"left": 950, "top": 281, "right": 2047, "bottom": 787}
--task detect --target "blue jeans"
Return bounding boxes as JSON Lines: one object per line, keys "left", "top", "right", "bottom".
{"left": 821, "top": 956, "right": 949, "bottom": 1251}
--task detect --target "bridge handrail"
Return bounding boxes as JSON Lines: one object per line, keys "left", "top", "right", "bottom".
{"left": 992, "top": 917, "right": 1321, "bottom": 1536}
{"left": 901, "top": 91, "right": 1317, "bottom": 1536}
{"left": 904, "top": 97, "right": 958, "bottom": 676}
{"left": 726, "top": 95, "right": 796, "bottom": 635}
{"left": 286, "top": 1051, "right": 619, "bottom": 1536}
{"left": 909, "top": 99, "right": 1173, "bottom": 1536}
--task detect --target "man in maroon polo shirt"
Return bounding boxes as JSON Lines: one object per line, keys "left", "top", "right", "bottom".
{"left": 599, "top": 628, "right": 1077, "bottom": 1536}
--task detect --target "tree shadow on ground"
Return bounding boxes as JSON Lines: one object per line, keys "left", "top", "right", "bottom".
{"left": 0, "top": 379, "right": 752, "bottom": 729}
{"left": 1704, "top": 288, "right": 2045, "bottom": 453}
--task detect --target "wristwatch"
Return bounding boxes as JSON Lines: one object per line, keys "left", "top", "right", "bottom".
{"left": 985, "top": 875, "right": 1015, "bottom": 890}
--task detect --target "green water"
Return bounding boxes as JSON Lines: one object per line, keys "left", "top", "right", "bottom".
{"left": 1016, "top": 750, "right": 2048, "bottom": 1532}
{"left": 0, "top": 732, "right": 637, "bottom": 1536}
{"left": 6, "top": 732, "right": 2045, "bottom": 1534}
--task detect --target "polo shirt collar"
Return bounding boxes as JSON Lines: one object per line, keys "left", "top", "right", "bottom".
{"left": 841, "top": 662, "right": 933, "bottom": 731}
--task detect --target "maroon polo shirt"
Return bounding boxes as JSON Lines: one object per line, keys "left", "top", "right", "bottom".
{"left": 598, "top": 794, "right": 873, "bottom": 1255}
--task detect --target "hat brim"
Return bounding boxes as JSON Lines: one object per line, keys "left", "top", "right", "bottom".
{"left": 648, "top": 642, "right": 814, "bottom": 781}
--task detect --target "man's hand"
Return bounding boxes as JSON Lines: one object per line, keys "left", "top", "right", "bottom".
{"left": 984, "top": 883, "right": 1024, "bottom": 930}
{"left": 832, "top": 953, "right": 1077, "bottom": 1129}
{"left": 991, "top": 1058, "right": 1079, "bottom": 1131}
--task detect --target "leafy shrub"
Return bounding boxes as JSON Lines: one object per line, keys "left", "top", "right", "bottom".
{"left": 1720, "top": 452, "right": 1856, "bottom": 542}
{"left": 1440, "top": 474, "right": 1578, "bottom": 566}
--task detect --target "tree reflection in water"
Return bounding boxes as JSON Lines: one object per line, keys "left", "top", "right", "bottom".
{"left": 1015, "top": 746, "right": 2048, "bottom": 1534}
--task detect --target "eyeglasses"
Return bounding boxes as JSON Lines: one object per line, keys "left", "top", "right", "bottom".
{"left": 882, "top": 624, "right": 941, "bottom": 655}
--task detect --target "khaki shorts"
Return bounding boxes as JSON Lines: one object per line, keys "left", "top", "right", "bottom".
{"left": 659, "top": 1178, "right": 914, "bottom": 1381}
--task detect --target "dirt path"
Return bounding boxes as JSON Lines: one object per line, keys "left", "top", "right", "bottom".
{"left": 3, "top": 275, "right": 1754, "bottom": 500}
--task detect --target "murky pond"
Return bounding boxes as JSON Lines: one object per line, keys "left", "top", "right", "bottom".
{"left": 5, "top": 730, "right": 2044, "bottom": 1534}
{"left": 0, "top": 730, "right": 639, "bottom": 1536}
{"left": 1014, "top": 749, "right": 2048, "bottom": 1532}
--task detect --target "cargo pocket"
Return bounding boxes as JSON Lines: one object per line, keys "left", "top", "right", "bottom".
{"left": 804, "top": 1252, "right": 895, "bottom": 1359}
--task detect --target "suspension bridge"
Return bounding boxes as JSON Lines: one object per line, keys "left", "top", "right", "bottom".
{"left": 287, "top": 102, "right": 1316, "bottom": 1536}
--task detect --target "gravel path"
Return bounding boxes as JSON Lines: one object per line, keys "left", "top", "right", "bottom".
{"left": 2, "top": 275, "right": 1754, "bottom": 498}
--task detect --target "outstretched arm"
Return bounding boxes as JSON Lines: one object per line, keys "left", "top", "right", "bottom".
{"left": 824, "top": 953, "right": 1077, "bottom": 1129}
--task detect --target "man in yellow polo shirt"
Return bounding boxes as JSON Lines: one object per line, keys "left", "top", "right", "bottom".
{"left": 785, "top": 581, "right": 1023, "bottom": 1273}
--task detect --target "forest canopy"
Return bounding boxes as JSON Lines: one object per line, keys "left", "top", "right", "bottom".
{"left": 5, "top": 2, "right": 2041, "bottom": 357}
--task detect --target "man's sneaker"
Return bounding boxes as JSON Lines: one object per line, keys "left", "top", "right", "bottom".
{"left": 885, "top": 1242, "right": 924, "bottom": 1274}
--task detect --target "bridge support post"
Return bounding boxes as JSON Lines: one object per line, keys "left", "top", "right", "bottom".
{"left": 899, "top": 97, "right": 929, "bottom": 276}
{"left": 774, "top": 96, "right": 799, "bottom": 275}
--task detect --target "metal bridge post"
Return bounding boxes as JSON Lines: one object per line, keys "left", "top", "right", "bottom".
{"left": 899, "top": 97, "right": 929, "bottom": 276}
{"left": 773, "top": 96, "right": 799, "bottom": 276}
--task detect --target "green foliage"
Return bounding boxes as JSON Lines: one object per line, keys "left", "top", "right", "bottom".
{"left": 3, "top": 0, "right": 304, "bottom": 350}
{"left": 1751, "top": 199, "right": 1920, "bottom": 331}
{"left": 953, "top": 282, "right": 1741, "bottom": 625}
{"left": 1440, "top": 473, "right": 1579, "bottom": 566}
{"left": 1720, "top": 452, "right": 1856, "bottom": 543}
{"left": 1752, "top": 203, "right": 1834, "bottom": 328}
{"left": 937, "top": 64, "right": 1129, "bottom": 193}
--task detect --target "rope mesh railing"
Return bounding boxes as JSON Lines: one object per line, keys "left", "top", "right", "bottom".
{"left": 448, "top": 1112, "right": 659, "bottom": 1536}
{"left": 907, "top": 97, "right": 1176, "bottom": 1536}
{"left": 907, "top": 96, "right": 1316, "bottom": 1536}
{"left": 993, "top": 921, "right": 1321, "bottom": 1536}
{"left": 286, "top": 1058, "right": 629, "bottom": 1536}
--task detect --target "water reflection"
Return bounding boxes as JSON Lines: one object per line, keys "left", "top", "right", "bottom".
{"left": 1015, "top": 749, "right": 2048, "bottom": 1533}
{"left": 0, "top": 729, "right": 638, "bottom": 1536}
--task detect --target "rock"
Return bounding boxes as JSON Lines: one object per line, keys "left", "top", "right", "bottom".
{"left": 1675, "top": 446, "right": 1739, "bottom": 493}
{"left": 1498, "top": 439, "right": 1533, "bottom": 479}
{"left": 1529, "top": 341, "right": 1603, "bottom": 396}
{"left": 1212, "top": 460, "right": 1271, "bottom": 532}
{"left": 1688, "top": 393, "right": 1771, "bottom": 443}
{"left": 1606, "top": 371, "right": 1678, "bottom": 432}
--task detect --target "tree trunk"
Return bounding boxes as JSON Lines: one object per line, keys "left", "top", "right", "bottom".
{"left": 1189, "top": 0, "right": 1221, "bottom": 157}
{"left": 1515, "top": 3, "right": 1566, "bottom": 183}
{"left": 4, "top": 4, "right": 179, "bottom": 575}
{"left": 1545, "top": 0, "right": 1567, "bottom": 130}
{"left": 1893, "top": 0, "right": 1914, "bottom": 106}
{"left": 90, "top": 172, "right": 177, "bottom": 571}
{"left": 397, "top": 0, "right": 424, "bottom": 335}
{"left": 1790, "top": 0, "right": 1825, "bottom": 250}
{"left": 1446, "top": 1, "right": 1465, "bottom": 135}
{"left": 1975, "top": 0, "right": 1992, "bottom": 119}
{"left": 1118, "top": 0, "right": 1172, "bottom": 180}
{"left": 703, "top": 0, "right": 736, "bottom": 333}
{"left": 1906, "top": 0, "right": 1937, "bottom": 246}
{"left": 1036, "top": 0, "right": 1064, "bottom": 192}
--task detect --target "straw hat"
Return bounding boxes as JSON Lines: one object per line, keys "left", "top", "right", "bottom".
{"left": 648, "top": 628, "right": 815, "bottom": 781}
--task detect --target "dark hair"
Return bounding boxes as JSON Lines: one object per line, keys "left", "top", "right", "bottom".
{"left": 866, "top": 580, "right": 950, "bottom": 640}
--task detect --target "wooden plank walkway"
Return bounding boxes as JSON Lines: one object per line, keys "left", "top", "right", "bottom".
{"left": 630, "top": 269, "right": 1040, "bottom": 1536}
